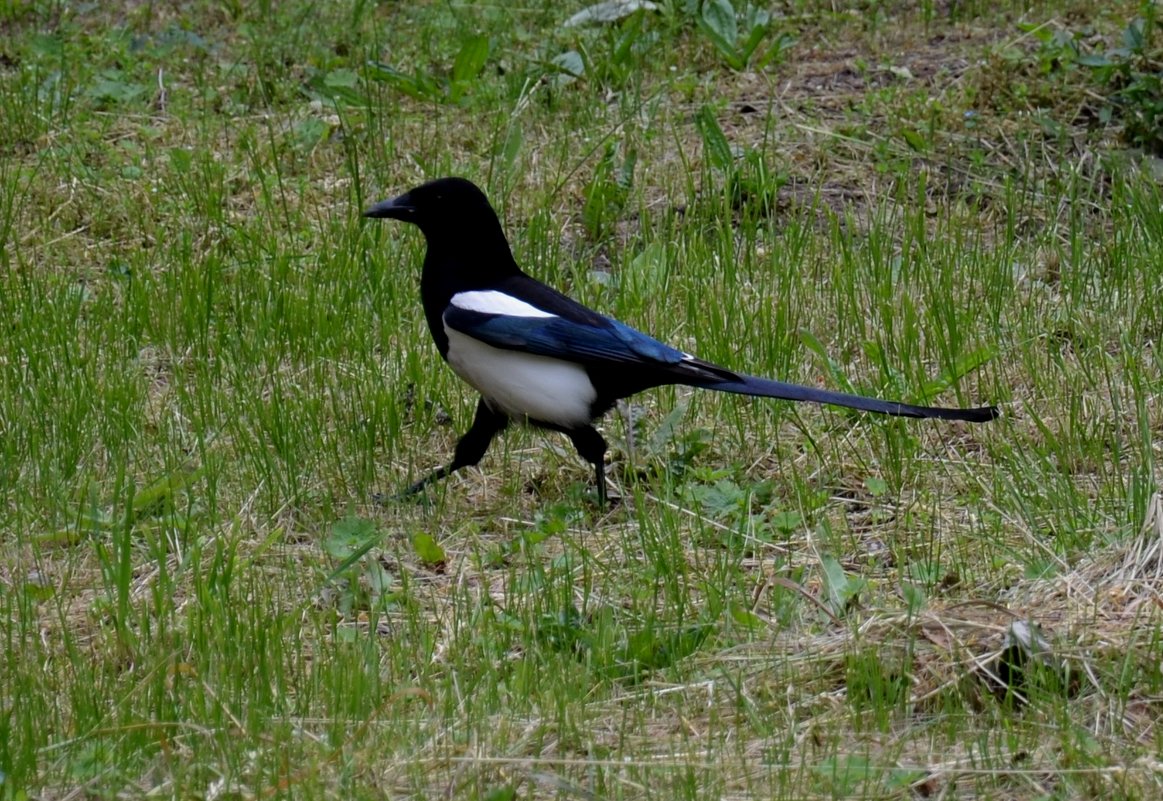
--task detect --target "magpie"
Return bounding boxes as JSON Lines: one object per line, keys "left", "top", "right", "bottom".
{"left": 364, "top": 177, "right": 998, "bottom": 506}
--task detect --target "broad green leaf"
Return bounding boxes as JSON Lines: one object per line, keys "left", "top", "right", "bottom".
{"left": 820, "top": 554, "right": 863, "bottom": 615}
{"left": 293, "top": 118, "right": 330, "bottom": 152}
{"left": 621, "top": 624, "right": 711, "bottom": 675}
{"left": 738, "top": 9, "right": 770, "bottom": 63}
{"left": 452, "top": 35, "right": 490, "bottom": 84}
{"left": 496, "top": 123, "right": 523, "bottom": 176}
{"left": 365, "top": 61, "right": 412, "bottom": 87}
{"left": 888, "top": 767, "right": 930, "bottom": 788}
{"left": 169, "top": 148, "right": 192, "bottom": 174}
{"left": 536, "top": 605, "right": 585, "bottom": 651}
{"left": 613, "top": 9, "right": 647, "bottom": 64}
{"left": 616, "top": 146, "right": 637, "bottom": 189}
{"left": 324, "top": 68, "right": 359, "bottom": 88}
{"left": 901, "top": 582, "right": 927, "bottom": 615}
{"left": 86, "top": 71, "right": 147, "bottom": 104}
{"left": 686, "top": 477, "right": 746, "bottom": 517}
{"left": 622, "top": 242, "right": 666, "bottom": 301}
{"left": 22, "top": 575, "right": 55, "bottom": 601}
{"left": 551, "top": 50, "right": 585, "bottom": 78}
{"left": 367, "top": 562, "right": 392, "bottom": 596}
{"left": 523, "top": 509, "right": 569, "bottom": 547}
{"left": 647, "top": 396, "right": 689, "bottom": 454}
{"left": 324, "top": 517, "right": 384, "bottom": 583}
{"left": 582, "top": 145, "right": 617, "bottom": 237}
{"left": 919, "top": 344, "right": 997, "bottom": 400}
{"left": 699, "top": 30, "right": 740, "bottom": 70}
{"left": 411, "top": 532, "right": 447, "bottom": 567}
{"left": 755, "top": 31, "right": 796, "bottom": 68}
{"left": 1122, "top": 18, "right": 1144, "bottom": 53}
{"left": 701, "top": 0, "right": 738, "bottom": 50}
{"left": 728, "top": 601, "right": 764, "bottom": 630}
{"left": 483, "top": 786, "right": 517, "bottom": 801}
{"left": 35, "top": 530, "right": 82, "bottom": 547}
{"left": 315, "top": 68, "right": 367, "bottom": 106}
{"left": 907, "top": 560, "right": 944, "bottom": 585}
{"left": 324, "top": 516, "right": 377, "bottom": 560}
{"left": 815, "top": 755, "right": 873, "bottom": 795}
{"left": 366, "top": 62, "right": 442, "bottom": 101}
{"left": 131, "top": 467, "right": 203, "bottom": 519}
{"left": 900, "top": 127, "right": 928, "bottom": 152}
{"left": 1075, "top": 53, "right": 1113, "bottom": 67}
{"left": 769, "top": 510, "right": 803, "bottom": 533}
{"left": 1017, "top": 21, "right": 1053, "bottom": 43}
{"left": 695, "top": 105, "right": 733, "bottom": 172}
{"left": 325, "top": 547, "right": 378, "bottom": 586}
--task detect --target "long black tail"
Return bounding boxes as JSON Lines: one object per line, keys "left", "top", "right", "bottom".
{"left": 704, "top": 373, "right": 999, "bottom": 422}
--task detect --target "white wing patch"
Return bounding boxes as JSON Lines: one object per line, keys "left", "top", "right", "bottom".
{"left": 450, "top": 290, "right": 556, "bottom": 318}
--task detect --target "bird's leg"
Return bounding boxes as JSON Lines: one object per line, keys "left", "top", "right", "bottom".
{"left": 401, "top": 397, "right": 507, "bottom": 497}
{"left": 567, "top": 425, "right": 616, "bottom": 508}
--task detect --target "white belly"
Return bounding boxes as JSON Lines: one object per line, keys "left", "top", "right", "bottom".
{"left": 444, "top": 327, "right": 597, "bottom": 428}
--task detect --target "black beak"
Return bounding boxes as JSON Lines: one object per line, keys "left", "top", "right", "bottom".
{"left": 363, "top": 191, "right": 416, "bottom": 221}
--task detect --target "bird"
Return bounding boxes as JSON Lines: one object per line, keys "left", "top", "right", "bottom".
{"left": 364, "top": 177, "right": 998, "bottom": 507}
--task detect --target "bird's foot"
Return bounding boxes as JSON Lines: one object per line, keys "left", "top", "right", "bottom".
{"left": 372, "top": 482, "right": 432, "bottom": 507}
{"left": 594, "top": 483, "right": 622, "bottom": 510}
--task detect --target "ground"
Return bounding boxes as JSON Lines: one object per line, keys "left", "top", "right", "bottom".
{"left": 1, "top": 0, "right": 1162, "bottom": 798}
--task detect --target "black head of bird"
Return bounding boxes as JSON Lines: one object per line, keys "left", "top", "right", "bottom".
{"left": 363, "top": 177, "right": 514, "bottom": 271}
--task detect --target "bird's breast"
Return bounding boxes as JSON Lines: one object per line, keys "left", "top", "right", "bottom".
{"left": 443, "top": 327, "right": 597, "bottom": 429}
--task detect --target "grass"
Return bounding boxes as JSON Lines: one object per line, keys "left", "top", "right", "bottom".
{"left": 1, "top": 0, "right": 1161, "bottom": 798}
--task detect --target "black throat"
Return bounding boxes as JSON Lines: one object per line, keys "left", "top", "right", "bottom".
{"left": 416, "top": 220, "right": 522, "bottom": 359}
